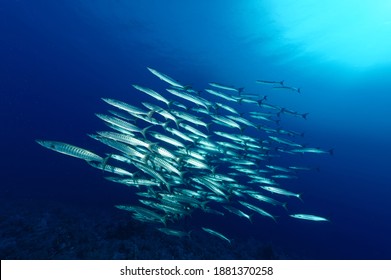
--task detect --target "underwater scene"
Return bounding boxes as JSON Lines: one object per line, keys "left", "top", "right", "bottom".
{"left": 1, "top": 0, "right": 391, "bottom": 260}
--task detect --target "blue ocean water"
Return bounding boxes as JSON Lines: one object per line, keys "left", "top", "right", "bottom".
{"left": 1, "top": 0, "right": 391, "bottom": 259}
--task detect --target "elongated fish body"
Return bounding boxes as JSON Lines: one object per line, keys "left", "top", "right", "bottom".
{"left": 223, "top": 205, "right": 252, "bottom": 222}
{"left": 268, "top": 136, "right": 303, "bottom": 147}
{"left": 101, "top": 98, "right": 148, "bottom": 116}
{"left": 95, "top": 114, "right": 141, "bottom": 134}
{"left": 115, "top": 205, "right": 167, "bottom": 225}
{"left": 208, "top": 82, "right": 243, "bottom": 93}
{"left": 179, "top": 122, "right": 209, "bottom": 139}
{"left": 36, "top": 140, "right": 103, "bottom": 162}
{"left": 261, "top": 186, "right": 302, "bottom": 201}
{"left": 211, "top": 115, "right": 242, "bottom": 130}
{"left": 87, "top": 161, "right": 134, "bottom": 177}
{"left": 202, "top": 227, "right": 232, "bottom": 244}
{"left": 238, "top": 201, "right": 277, "bottom": 223}
{"left": 157, "top": 228, "right": 192, "bottom": 238}
{"left": 246, "top": 192, "right": 288, "bottom": 210}
{"left": 266, "top": 165, "right": 293, "bottom": 173}
{"left": 256, "top": 80, "right": 284, "bottom": 86}
{"left": 215, "top": 102, "right": 239, "bottom": 115}
{"left": 291, "top": 148, "right": 333, "bottom": 155}
{"left": 290, "top": 214, "right": 329, "bottom": 222}
{"left": 227, "top": 115, "right": 257, "bottom": 128}
{"left": 165, "top": 127, "right": 195, "bottom": 143}
{"left": 132, "top": 84, "right": 170, "bottom": 106}
{"left": 170, "top": 110, "right": 209, "bottom": 129}
{"left": 273, "top": 86, "right": 300, "bottom": 93}
{"left": 205, "top": 89, "right": 238, "bottom": 102}
{"left": 149, "top": 131, "right": 185, "bottom": 148}
{"left": 166, "top": 88, "right": 209, "bottom": 110}
{"left": 147, "top": 67, "right": 185, "bottom": 89}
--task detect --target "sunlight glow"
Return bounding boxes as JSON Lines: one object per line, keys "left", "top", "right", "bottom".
{"left": 268, "top": 0, "right": 391, "bottom": 67}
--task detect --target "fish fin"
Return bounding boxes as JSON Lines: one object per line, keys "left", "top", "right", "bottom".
{"left": 141, "top": 125, "right": 153, "bottom": 138}
{"left": 184, "top": 85, "right": 192, "bottom": 90}
{"left": 282, "top": 203, "right": 289, "bottom": 212}
{"left": 329, "top": 149, "right": 334, "bottom": 156}
{"left": 147, "top": 110, "right": 155, "bottom": 118}
{"left": 238, "top": 87, "right": 245, "bottom": 94}
{"left": 297, "top": 193, "right": 304, "bottom": 203}
{"left": 239, "top": 125, "right": 247, "bottom": 134}
{"left": 206, "top": 122, "right": 212, "bottom": 132}
{"left": 162, "top": 121, "right": 171, "bottom": 130}
{"left": 280, "top": 80, "right": 284, "bottom": 86}
{"left": 102, "top": 154, "right": 112, "bottom": 173}
{"left": 302, "top": 113, "right": 309, "bottom": 119}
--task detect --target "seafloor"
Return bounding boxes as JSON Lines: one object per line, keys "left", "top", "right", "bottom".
{"left": 0, "top": 198, "right": 293, "bottom": 260}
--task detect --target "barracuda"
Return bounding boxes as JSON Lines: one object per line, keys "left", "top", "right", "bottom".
{"left": 37, "top": 65, "right": 330, "bottom": 240}
{"left": 36, "top": 140, "right": 103, "bottom": 162}
{"left": 290, "top": 214, "right": 329, "bottom": 222}
{"left": 132, "top": 84, "right": 170, "bottom": 106}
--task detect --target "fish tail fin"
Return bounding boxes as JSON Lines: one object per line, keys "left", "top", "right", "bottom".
{"left": 302, "top": 113, "right": 309, "bottom": 119}
{"left": 282, "top": 203, "right": 289, "bottom": 212}
{"left": 162, "top": 121, "right": 171, "bottom": 130}
{"left": 141, "top": 125, "right": 153, "bottom": 138}
{"left": 297, "top": 193, "right": 304, "bottom": 203}
{"left": 238, "top": 87, "right": 245, "bottom": 94}
{"left": 280, "top": 80, "right": 284, "bottom": 86}
{"left": 102, "top": 154, "right": 112, "bottom": 173}
{"left": 206, "top": 122, "right": 212, "bottom": 132}
{"left": 147, "top": 110, "right": 155, "bottom": 118}
{"left": 239, "top": 125, "right": 247, "bottom": 134}
{"left": 329, "top": 149, "right": 334, "bottom": 156}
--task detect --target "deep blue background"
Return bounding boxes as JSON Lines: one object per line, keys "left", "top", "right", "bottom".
{"left": 1, "top": 0, "right": 390, "bottom": 259}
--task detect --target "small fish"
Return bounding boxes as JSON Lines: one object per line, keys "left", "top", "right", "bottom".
{"left": 157, "top": 228, "right": 192, "bottom": 238}
{"left": 291, "top": 147, "right": 334, "bottom": 155}
{"left": 273, "top": 86, "right": 301, "bottom": 93}
{"left": 202, "top": 227, "right": 232, "bottom": 244}
{"left": 147, "top": 67, "right": 186, "bottom": 89}
{"left": 261, "top": 186, "right": 302, "bottom": 201}
{"left": 132, "top": 84, "right": 170, "bottom": 106}
{"left": 256, "top": 80, "right": 284, "bottom": 86}
{"left": 36, "top": 140, "right": 103, "bottom": 162}
{"left": 208, "top": 82, "right": 243, "bottom": 93}
{"left": 289, "top": 214, "right": 329, "bottom": 222}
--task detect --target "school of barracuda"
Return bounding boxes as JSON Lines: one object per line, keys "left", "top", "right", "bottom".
{"left": 36, "top": 67, "right": 332, "bottom": 244}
